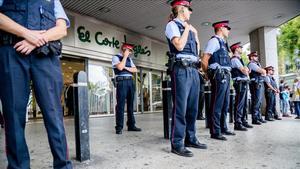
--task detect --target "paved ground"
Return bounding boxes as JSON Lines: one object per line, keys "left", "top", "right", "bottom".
{"left": 0, "top": 113, "right": 300, "bottom": 169}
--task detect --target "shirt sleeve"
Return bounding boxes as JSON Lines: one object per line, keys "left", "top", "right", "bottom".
{"left": 112, "top": 56, "right": 120, "bottom": 67}
{"left": 204, "top": 38, "right": 220, "bottom": 55}
{"left": 231, "top": 58, "right": 243, "bottom": 69}
{"left": 165, "top": 21, "right": 181, "bottom": 41}
{"left": 248, "top": 62, "right": 260, "bottom": 72}
{"left": 54, "top": 0, "right": 70, "bottom": 28}
{"left": 265, "top": 76, "right": 271, "bottom": 83}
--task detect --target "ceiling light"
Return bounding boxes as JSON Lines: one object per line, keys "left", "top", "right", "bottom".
{"left": 201, "top": 22, "right": 211, "bottom": 26}
{"left": 145, "top": 26, "right": 155, "bottom": 30}
{"left": 99, "top": 7, "right": 111, "bottom": 13}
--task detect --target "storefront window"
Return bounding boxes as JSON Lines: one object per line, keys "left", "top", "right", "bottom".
{"left": 152, "top": 73, "right": 162, "bottom": 111}
{"left": 88, "top": 64, "right": 114, "bottom": 115}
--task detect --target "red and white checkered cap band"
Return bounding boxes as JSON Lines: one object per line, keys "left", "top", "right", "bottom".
{"left": 213, "top": 23, "right": 229, "bottom": 29}
{"left": 172, "top": 1, "right": 190, "bottom": 7}
{"left": 122, "top": 44, "right": 134, "bottom": 50}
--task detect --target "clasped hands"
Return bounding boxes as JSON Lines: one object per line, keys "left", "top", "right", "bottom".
{"left": 14, "top": 29, "right": 48, "bottom": 55}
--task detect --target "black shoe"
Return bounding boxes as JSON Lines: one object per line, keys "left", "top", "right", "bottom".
{"left": 252, "top": 121, "right": 262, "bottom": 125}
{"left": 234, "top": 125, "right": 248, "bottom": 131}
{"left": 265, "top": 118, "right": 275, "bottom": 121}
{"left": 116, "top": 130, "right": 122, "bottom": 134}
{"left": 295, "top": 116, "right": 300, "bottom": 119}
{"left": 185, "top": 140, "right": 207, "bottom": 149}
{"left": 275, "top": 117, "right": 282, "bottom": 120}
{"left": 128, "top": 126, "right": 142, "bottom": 132}
{"left": 222, "top": 131, "right": 236, "bottom": 136}
{"left": 0, "top": 125, "right": 3, "bottom": 128}
{"left": 198, "top": 116, "right": 205, "bottom": 120}
{"left": 171, "top": 146, "right": 193, "bottom": 157}
{"left": 211, "top": 134, "right": 227, "bottom": 141}
{"left": 243, "top": 123, "right": 253, "bottom": 128}
{"left": 259, "top": 119, "right": 267, "bottom": 123}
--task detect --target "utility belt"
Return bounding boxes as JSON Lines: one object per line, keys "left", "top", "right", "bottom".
{"left": 208, "top": 67, "right": 231, "bottom": 80}
{"left": 174, "top": 58, "right": 200, "bottom": 69}
{"left": 0, "top": 33, "right": 62, "bottom": 57}
{"left": 250, "top": 78, "right": 264, "bottom": 84}
{"left": 0, "top": 34, "right": 23, "bottom": 46}
{"left": 115, "top": 76, "right": 133, "bottom": 82}
{"left": 233, "top": 79, "right": 249, "bottom": 84}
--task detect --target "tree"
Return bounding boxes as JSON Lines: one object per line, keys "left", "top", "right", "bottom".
{"left": 277, "top": 16, "right": 300, "bottom": 74}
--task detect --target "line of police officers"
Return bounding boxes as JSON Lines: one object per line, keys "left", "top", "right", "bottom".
{"left": 165, "top": 0, "right": 282, "bottom": 157}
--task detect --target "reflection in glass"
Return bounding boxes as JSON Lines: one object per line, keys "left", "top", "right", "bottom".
{"left": 88, "top": 64, "right": 113, "bottom": 115}
{"left": 152, "top": 73, "right": 162, "bottom": 111}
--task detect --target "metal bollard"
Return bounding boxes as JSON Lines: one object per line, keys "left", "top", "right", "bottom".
{"left": 229, "top": 89, "right": 235, "bottom": 123}
{"left": 73, "top": 71, "right": 90, "bottom": 162}
{"left": 197, "top": 74, "right": 205, "bottom": 120}
{"left": 162, "top": 80, "right": 172, "bottom": 139}
{"left": 204, "top": 85, "right": 211, "bottom": 128}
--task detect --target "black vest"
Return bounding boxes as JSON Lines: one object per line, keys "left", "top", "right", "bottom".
{"left": 208, "top": 36, "right": 231, "bottom": 67}
{"left": 0, "top": 0, "right": 56, "bottom": 37}
{"left": 248, "top": 61, "right": 262, "bottom": 80}
{"left": 113, "top": 55, "right": 133, "bottom": 76}
{"left": 265, "top": 75, "right": 277, "bottom": 91}
{"left": 167, "top": 20, "right": 198, "bottom": 57}
{"left": 231, "top": 56, "right": 247, "bottom": 79}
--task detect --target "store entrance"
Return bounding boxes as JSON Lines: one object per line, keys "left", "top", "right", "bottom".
{"left": 27, "top": 56, "right": 86, "bottom": 119}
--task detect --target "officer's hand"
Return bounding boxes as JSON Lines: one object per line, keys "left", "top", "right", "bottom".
{"left": 189, "top": 25, "right": 198, "bottom": 34}
{"left": 14, "top": 40, "right": 36, "bottom": 55}
{"left": 183, "top": 22, "right": 191, "bottom": 30}
{"left": 22, "top": 30, "right": 48, "bottom": 47}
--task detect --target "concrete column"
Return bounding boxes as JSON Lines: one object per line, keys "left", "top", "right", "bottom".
{"left": 249, "top": 27, "right": 281, "bottom": 116}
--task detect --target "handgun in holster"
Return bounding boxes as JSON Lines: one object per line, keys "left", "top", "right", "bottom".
{"left": 165, "top": 51, "right": 176, "bottom": 75}
{"left": 36, "top": 40, "right": 62, "bottom": 57}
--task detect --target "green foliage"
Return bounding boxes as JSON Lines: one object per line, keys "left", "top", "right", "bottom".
{"left": 277, "top": 16, "right": 300, "bottom": 74}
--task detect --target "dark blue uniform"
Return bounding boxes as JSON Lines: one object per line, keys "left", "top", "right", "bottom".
{"left": 248, "top": 61, "right": 265, "bottom": 123}
{"left": 0, "top": 0, "right": 72, "bottom": 168}
{"left": 166, "top": 20, "right": 200, "bottom": 149}
{"left": 231, "top": 56, "right": 250, "bottom": 128}
{"left": 264, "top": 75, "right": 277, "bottom": 120}
{"left": 206, "top": 36, "right": 232, "bottom": 137}
{"left": 113, "top": 55, "right": 136, "bottom": 132}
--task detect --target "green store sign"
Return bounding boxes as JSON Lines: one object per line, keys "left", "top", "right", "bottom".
{"left": 77, "top": 26, "right": 151, "bottom": 57}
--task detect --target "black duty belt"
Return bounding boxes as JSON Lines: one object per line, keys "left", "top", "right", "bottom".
{"left": 116, "top": 76, "right": 132, "bottom": 81}
{"left": 0, "top": 34, "right": 23, "bottom": 46}
{"left": 174, "top": 59, "right": 199, "bottom": 69}
{"left": 234, "top": 80, "right": 249, "bottom": 84}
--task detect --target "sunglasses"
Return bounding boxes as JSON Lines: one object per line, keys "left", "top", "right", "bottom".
{"left": 183, "top": 5, "right": 193, "bottom": 12}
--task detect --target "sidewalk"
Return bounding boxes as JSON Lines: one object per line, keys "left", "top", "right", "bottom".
{"left": 1, "top": 113, "right": 300, "bottom": 169}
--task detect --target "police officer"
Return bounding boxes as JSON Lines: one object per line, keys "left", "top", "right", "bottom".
{"left": 202, "top": 20, "right": 235, "bottom": 141}
{"left": 112, "top": 43, "right": 141, "bottom": 135}
{"left": 264, "top": 66, "right": 281, "bottom": 121}
{"left": 0, "top": 0, "right": 72, "bottom": 168}
{"left": 165, "top": 0, "right": 207, "bottom": 157}
{"left": 247, "top": 52, "right": 267, "bottom": 125}
{"left": 230, "top": 42, "right": 253, "bottom": 131}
